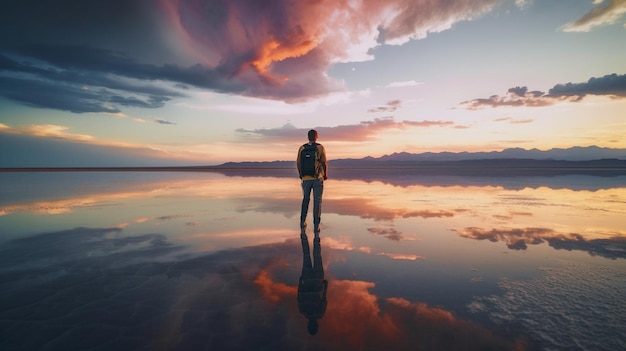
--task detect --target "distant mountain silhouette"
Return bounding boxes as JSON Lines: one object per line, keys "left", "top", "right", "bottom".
{"left": 368, "top": 146, "right": 626, "bottom": 162}
{"left": 215, "top": 146, "right": 626, "bottom": 168}
{"left": 206, "top": 146, "right": 626, "bottom": 177}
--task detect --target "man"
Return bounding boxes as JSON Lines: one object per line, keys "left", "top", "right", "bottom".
{"left": 297, "top": 129, "right": 328, "bottom": 235}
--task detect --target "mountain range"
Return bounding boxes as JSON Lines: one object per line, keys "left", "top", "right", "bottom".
{"left": 356, "top": 146, "right": 626, "bottom": 162}
{"left": 218, "top": 146, "right": 626, "bottom": 168}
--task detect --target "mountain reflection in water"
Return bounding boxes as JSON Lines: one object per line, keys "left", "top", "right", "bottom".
{"left": 0, "top": 171, "right": 624, "bottom": 350}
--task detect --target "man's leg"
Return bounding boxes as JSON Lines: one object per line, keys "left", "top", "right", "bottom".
{"left": 312, "top": 179, "right": 324, "bottom": 233}
{"left": 300, "top": 180, "right": 313, "bottom": 230}
{"left": 301, "top": 235, "right": 313, "bottom": 277}
{"left": 312, "top": 235, "right": 324, "bottom": 279}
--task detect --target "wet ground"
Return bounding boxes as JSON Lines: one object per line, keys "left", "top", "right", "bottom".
{"left": 1, "top": 171, "right": 625, "bottom": 350}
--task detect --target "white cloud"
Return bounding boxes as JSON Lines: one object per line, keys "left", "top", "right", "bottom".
{"left": 561, "top": 0, "right": 626, "bottom": 32}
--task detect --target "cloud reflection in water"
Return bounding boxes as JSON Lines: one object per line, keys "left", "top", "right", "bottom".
{"left": 0, "top": 226, "right": 524, "bottom": 350}
{"left": 1, "top": 171, "right": 625, "bottom": 349}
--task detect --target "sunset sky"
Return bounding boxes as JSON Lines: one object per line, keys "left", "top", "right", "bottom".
{"left": 1, "top": 0, "right": 625, "bottom": 166}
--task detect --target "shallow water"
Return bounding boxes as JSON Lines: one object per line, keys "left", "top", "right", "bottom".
{"left": 1, "top": 171, "right": 625, "bottom": 350}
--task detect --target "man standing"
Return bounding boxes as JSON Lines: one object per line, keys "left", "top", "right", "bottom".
{"left": 297, "top": 129, "right": 328, "bottom": 236}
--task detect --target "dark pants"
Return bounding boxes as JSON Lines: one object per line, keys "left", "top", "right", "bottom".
{"left": 300, "top": 235, "right": 324, "bottom": 283}
{"left": 301, "top": 178, "right": 323, "bottom": 230}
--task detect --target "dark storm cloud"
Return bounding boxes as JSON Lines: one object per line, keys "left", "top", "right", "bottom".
{"left": 548, "top": 73, "right": 626, "bottom": 98}
{"left": 0, "top": 47, "right": 247, "bottom": 113}
{"left": 0, "top": 50, "right": 189, "bottom": 97}
{"left": 5, "top": 46, "right": 243, "bottom": 91}
{"left": 109, "top": 95, "right": 170, "bottom": 109}
{"left": 460, "top": 73, "right": 626, "bottom": 109}
{"left": 0, "top": 75, "right": 120, "bottom": 114}
{"left": 0, "top": 0, "right": 502, "bottom": 107}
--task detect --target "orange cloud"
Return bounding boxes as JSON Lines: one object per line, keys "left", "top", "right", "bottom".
{"left": 254, "top": 268, "right": 297, "bottom": 302}
{"left": 285, "top": 278, "right": 524, "bottom": 350}
{"left": 10, "top": 124, "right": 94, "bottom": 142}
{"left": 378, "top": 253, "right": 423, "bottom": 260}
{"left": 327, "top": 198, "right": 455, "bottom": 221}
{"left": 251, "top": 37, "right": 318, "bottom": 83}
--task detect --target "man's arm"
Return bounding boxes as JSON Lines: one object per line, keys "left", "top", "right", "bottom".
{"left": 319, "top": 145, "right": 328, "bottom": 180}
{"left": 296, "top": 145, "right": 303, "bottom": 179}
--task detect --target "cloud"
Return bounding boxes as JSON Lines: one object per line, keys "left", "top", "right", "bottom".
{"left": 368, "top": 99, "right": 403, "bottom": 113}
{"left": 2, "top": 124, "right": 96, "bottom": 143}
{"left": 377, "top": 253, "right": 424, "bottom": 260}
{"left": 0, "top": 74, "right": 120, "bottom": 114}
{"left": 326, "top": 198, "right": 455, "bottom": 221}
{"left": 367, "top": 226, "right": 406, "bottom": 241}
{"left": 456, "top": 227, "right": 555, "bottom": 250}
{"left": 456, "top": 226, "right": 626, "bottom": 259}
{"left": 318, "top": 282, "right": 522, "bottom": 350}
{"left": 2, "top": 224, "right": 519, "bottom": 350}
{"left": 514, "top": 0, "right": 532, "bottom": 9}
{"left": 0, "top": 0, "right": 502, "bottom": 104}
{"left": 230, "top": 195, "right": 455, "bottom": 223}
{"left": 237, "top": 117, "right": 455, "bottom": 142}
{"left": 561, "top": 0, "right": 626, "bottom": 32}
{"left": 460, "top": 73, "right": 626, "bottom": 109}
{"left": 154, "top": 117, "right": 176, "bottom": 125}
{"left": 385, "top": 80, "right": 423, "bottom": 88}
{"left": 162, "top": 0, "right": 500, "bottom": 100}
{"left": 494, "top": 117, "right": 534, "bottom": 124}
{"left": 0, "top": 48, "right": 233, "bottom": 114}
{"left": 548, "top": 73, "right": 626, "bottom": 97}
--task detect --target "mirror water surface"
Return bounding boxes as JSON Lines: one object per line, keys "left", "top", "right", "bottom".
{"left": 1, "top": 171, "right": 625, "bottom": 350}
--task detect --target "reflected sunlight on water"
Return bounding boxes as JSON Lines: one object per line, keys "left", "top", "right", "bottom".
{"left": 1, "top": 171, "right": 624, "bottom": 350}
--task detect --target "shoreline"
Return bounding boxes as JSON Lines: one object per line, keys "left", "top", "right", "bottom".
{"left": 2, "top": 164, "right": 626, "bottom": 177}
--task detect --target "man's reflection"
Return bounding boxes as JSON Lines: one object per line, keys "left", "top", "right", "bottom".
{"left": 297, "top": 233, "right": 328, "bottom": 335}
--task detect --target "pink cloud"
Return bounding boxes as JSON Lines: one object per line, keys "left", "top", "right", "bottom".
{"left": 460, "top": 74, "right": 626, "bottom": 109}
{"left": 494, "top": 117, "right": 534, "bottom": 124}
{"left": 237, "top": 117, "right": 455, "bottom": 142}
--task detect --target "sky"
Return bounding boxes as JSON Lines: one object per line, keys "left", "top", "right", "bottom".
{"left": 1, "top": 0, "right": 625, "bottom": 167}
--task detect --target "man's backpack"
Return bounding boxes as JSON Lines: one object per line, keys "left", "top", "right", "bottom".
{"left": 300, "top": 143, "right": 318, "bottom": 177}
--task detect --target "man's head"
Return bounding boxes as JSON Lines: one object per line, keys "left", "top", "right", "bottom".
{"left": 308, "top": 129, "right": 318, "bottom": 142}
{"left": 307, "top": 318, "right": 319, "bottom": 335}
